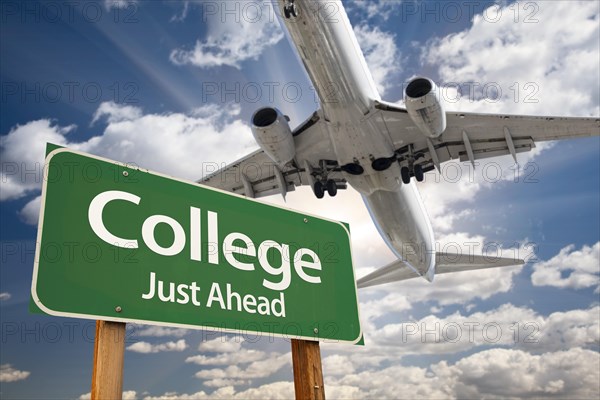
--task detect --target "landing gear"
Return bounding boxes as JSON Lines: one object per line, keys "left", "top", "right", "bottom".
{"left": 400, "top": 164, "right": 424, "bottom": 184}
{"left": 283, "top": 1, "right": 297, "bottom": 18}
{"left": 326, "top": 180, "right": 338, "bottom": 197}
{"left": 414, "top": 164, "right": 424, "bottom": 182}
{"left": 313, "top": 180, "right": 337, "bottom": 199}
{"left": 401, "top": 166, "right": 411, "bottom": 184}
{"left": 396, "top": 144, "right": 426, "bottom": 184}
{"left": 313, "top": 181, "right": 325, "bottom": 199}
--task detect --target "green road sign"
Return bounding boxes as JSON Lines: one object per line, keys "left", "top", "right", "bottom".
{"left": 31, "top": 146, "right": 362, "bottom": 344}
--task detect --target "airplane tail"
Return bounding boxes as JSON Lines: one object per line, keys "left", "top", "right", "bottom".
{"left": 356, "top": 252, "right": 523, "bottom": 289}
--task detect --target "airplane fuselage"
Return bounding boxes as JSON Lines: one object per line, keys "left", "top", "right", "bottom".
{"left": 279, "top": 0, "right": 436, "bottom": 279}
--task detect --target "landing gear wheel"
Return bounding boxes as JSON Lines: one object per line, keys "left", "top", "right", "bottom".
{"left": 313, "top": 181, "right": 325, "bottom": 199}
{"left": 326, "top": 180, "right": 338, "bottom": 197}
{"left": 401, "top": 166, "right": 411, "bottom": 184}
{"left": 414, "top": 164, "right": 424, "bottom": 182}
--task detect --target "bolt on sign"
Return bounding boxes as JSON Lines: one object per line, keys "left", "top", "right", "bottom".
{"left": 31, "top": 145, "right": 362, "bottom": 344}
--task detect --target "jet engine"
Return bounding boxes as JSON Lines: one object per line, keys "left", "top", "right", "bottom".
{"left": 404, "top": 77, "right": 447, "bottom": 138}
{"left": 251, "top": 107, "right": 296, "bottom": 166}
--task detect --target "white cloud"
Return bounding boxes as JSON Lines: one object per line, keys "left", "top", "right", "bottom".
{"left": 194, "top": 352, "right": 290, "bottom": 383}
{"left": 203, "top": 379, "right": 248, "bottom": 388}
{"left": 0, "top": 364, "right": 30, "bottom": 382}
{"left": 80, "top": 345, "right": 600, "bottom": 399}
{"left": 126, "top": 339, "right": 188, "bottom": 353}
{"left": 423, "top": 1, "right": 600, "bottom": 116}
{"left": 186, "top": 349, "right": 266, "bottom": 366}
{"left": 328, "top": 347, "right": 600, "bottom": 399}
{"left": 391, "top": 2, "right": 599, "bottom": 235}
{"left": 445, "top": 347, "right": 599, "bottom": 399}
{"left": 18, "top": 195, "right": 41, "bottom": 226}
{"left": 197, "top": 337, "right": 245, "bottom": 353}
{"left": 322, "top": 354, "right": 356, "bottom": 376}
{"left": 91, "top": 101, "right": 143, "bottom": 125}
{"left": 143, "top": 382, "right": 294, "bottom": 400}
{"left": 136, "top": 346, "right": 600, "bottom": 398}
{"left": 354, "top": 24, "right": 401, "bottom": 95}
{"left": 532, "top": 242, "right": 600, "bottom": 291}
{"left": 0, "top": 102, "right": 257, "bottom": 224}
{"left": 0, "top": 292, "right": 11, "bottom": 301}
{"left": 170, "top": 1, "right": 284, "bottom": 69}
{"left": 369, "top": 304, "right": 599, "bottom": 355}
{"left": 132, "top": 325, "right": 190, "bottom": 338}
{"left": 0, "top": 120, "right": 72, "bottom": 201}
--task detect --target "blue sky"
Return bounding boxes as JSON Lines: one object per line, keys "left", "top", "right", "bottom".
{"left": 1, "top": 0, "right": 599, "bottom": 398}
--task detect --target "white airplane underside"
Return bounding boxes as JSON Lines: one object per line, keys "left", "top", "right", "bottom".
{"left": 199, "top": 0, "right": 600, "bottom": 287}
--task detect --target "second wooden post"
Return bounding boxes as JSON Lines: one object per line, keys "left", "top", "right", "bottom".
{"left": 291, "top": 339, "right": 325, "bottom": 400}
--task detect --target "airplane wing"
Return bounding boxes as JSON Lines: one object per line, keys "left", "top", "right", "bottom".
{"left": 199, "top": 111, "right": 346, "bottom": 197}
{"left": 357, "top": 252, "right": 524, "bottom": 289}
{"left": 200, "top": 102, "right": 598, "bottom": 196}
{"left": 372, "top": 101, "right": 600, "bottom": 173}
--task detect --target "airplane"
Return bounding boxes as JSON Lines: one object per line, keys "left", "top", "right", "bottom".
{"left": 199, "top": 0, "right": 600, "bottom": 288}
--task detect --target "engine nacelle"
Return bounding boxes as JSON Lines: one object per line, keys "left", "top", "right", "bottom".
{"left": 251, "top": 107, "right": 296, "bottom": 166}
{"left": 404, "top": 77, "right": 447, "bottom": 138}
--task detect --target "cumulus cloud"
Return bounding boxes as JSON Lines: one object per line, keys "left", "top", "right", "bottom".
{"left": 0, "top": 364, "right": 30, "bottom": 382}
{"left": 132, "top": 325, "right": 190, "bottom": 338}
{"left": 126, "top": 339, "right": 188, "bottom": 354}
{"left": 369, "top": 304, "right": 599, "bottom": 355}
{"left": 170, "top": 1, "right": 283, "bottom": 69}
{"left": 186, "top": 349, "right": 266, "bottom": 366}
{"left": 18, "top": 195, "right": 42, "bottom": 225}
{"left": 444, "top": 347, "right": 599, "bottom": 399}
{"left": 328, "top": 347, "right": 599, "bottom": 399}
{"left": 197, "top": 337, "right": 245, "bottom": 353}
{"left": 91, "top": 101, "right": 143, "bottom": 125}
{"left": 322, "top": 354, "right": 356, "bottom": 376}
{"left": 0, "top": 120, "right": 72, "bottom": 201}
{"left": 194, "top": 352, "right": 291, "bottom": 388}
{"left": 354, "top": 24, "right": 401, "bottom": 95}
{"left": 142, "top": 382, "right": 294, "bottom": 400}
{"left": 532, "top": 242, "right": 600, "bottom": 291}
{"left": 408, "top": 2, "right": 599, "bottom": 235}
{"left": 423, "top": 1, "right": 600, "bottom": 116}
{"left": 134, "top": 347, "right": 600, "bottom": 399}
{"left": 0, "top": 102, "right": 257, "bottom": 224}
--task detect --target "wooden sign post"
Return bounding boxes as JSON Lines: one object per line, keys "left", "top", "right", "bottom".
{"left": 91, "top": 321, "right": 126, "bottom": 400}
{"left": 291, "top": 339, "right": 325, "bottom": 400}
